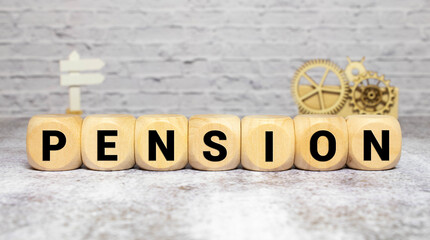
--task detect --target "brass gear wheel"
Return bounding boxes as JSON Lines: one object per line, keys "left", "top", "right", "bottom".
{"left": 350, "top": 71, "right": 395, "bottom": 114}
{"left": 345, "top": 57, "right": 367, "bottom": 82}
{"left": 360, "top": 85, "right": 382, "bottom": 107}
{"left": 292, "top": 59, "right": 349, "bottom": 114}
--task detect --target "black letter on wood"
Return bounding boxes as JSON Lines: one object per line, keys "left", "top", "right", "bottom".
{"left": 203, "top": 130, "right": 227, "bottom": 162}
{"left": 97, "top": 130, "right": 118, "bottom": 161}
{"left": 265, "top": 131, "right": 273, "bottom": 162}
{"left": 42, "top": 130, "right": 66, "bottom": 161}
{"left": 363, "top": 130, "right": 389, "bottom": 161}
{"left": 310, "top": 130, "right": 336, "bottom": 162}
{"left": 148, "top": 130, "right": 174, "bottom": 161}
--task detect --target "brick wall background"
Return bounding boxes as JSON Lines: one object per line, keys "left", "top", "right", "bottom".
{"left": 0, "top": 0, "right": 429, "bottom": 117}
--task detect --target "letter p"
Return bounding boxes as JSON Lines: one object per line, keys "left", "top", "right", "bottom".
{"left": 42, "top": 130, "right": 66, "bottom": 161}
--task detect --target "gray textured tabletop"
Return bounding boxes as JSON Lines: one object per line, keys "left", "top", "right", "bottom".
{"left": 0, "top": 117, "right": 429, "bottom": 240}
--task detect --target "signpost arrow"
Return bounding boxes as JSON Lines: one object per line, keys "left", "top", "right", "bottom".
{"left": 60, "top": 59, "right": 105, "bottom": 72}
{"left": 60, "top": 73, "right": 105, "bottom": 86}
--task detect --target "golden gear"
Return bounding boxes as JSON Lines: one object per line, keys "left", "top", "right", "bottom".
{"left": 360, "top": 85, "right": 382, "bottom": 107}
{"left": 345, "top": 57, "right": 367, "bottom": 82}
{"left": 349, "top": 71, "right": 395, "bottom": 115}
{"left": 291, "top": 59, "right": 349, "bottom": 114}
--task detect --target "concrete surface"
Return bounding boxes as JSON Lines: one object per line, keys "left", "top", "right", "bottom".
{"left": 0, "top": 116, "right": 429, "bottom": 240}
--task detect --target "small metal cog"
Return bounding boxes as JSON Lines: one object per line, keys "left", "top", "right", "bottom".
{"left": 345, "top": 57, "right": 367, "bottom": 82}
{"left": 291, "top": 59, "right": 349, "bottom": 114}
{"left": 349, "top": 71, "right": 395, "bottom": 115}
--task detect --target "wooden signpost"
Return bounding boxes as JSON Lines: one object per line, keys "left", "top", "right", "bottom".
{"left": 60, "top": 51, "right": 105, "bottom": 115}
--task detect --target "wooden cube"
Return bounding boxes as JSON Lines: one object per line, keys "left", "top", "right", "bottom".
{"left": 26, "top": 114, "right": 82, "bottom": 171}
{"left": 189, "top": 114, "right": 240, "bottom": 171}
{"left": 135, "top": 114, "right": 188, "bottom": 171}
{"left": 346, "top": 115, "right": 402, "bottom": 170}
{"left": 294, "top": 115, "right": 348, "bottom": 171}
{"left": 241, "top": 115, "right": 295, "bottom": 171}
{"left": 81, "top": 114, "right": 135, "bottom": 171}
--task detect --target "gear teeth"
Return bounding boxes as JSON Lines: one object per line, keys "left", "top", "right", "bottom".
{"left": 291, "top": 59, "right": 348, "bottom": 114}
{"left": 349, "top": 71, "right": 395, "bottom": 115}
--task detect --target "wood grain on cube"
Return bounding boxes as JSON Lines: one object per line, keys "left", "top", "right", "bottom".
{"left": 294, "top": 115, "right": 348, "bottom": 171}
{"left": 135, "top": 114, "right": 188, "bottom": 171}
{"left": 241, "top": 115, "right": 295, "bottom": 171}
{"left": 26, "top": 114, "right": 82, "bottom": 171}
{"left": 189, "top": 114, "right": 240, "bottom": 171}
{"left": 81, "top": 114, "right": 135, "bottom": 171}
{"left": 346, "top": 115, "right": 402, "bottom": 170}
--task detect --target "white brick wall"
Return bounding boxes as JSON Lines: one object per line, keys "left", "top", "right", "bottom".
{"left": 1, "top": 0, "right": 429, "bottom": 117}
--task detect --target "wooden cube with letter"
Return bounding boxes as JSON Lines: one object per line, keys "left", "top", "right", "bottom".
{"left": 189, "top": 114, "right": 240, "bottom": 171}
{"left": 346, "top": 115, "right": 402, "bottom": 170}
{"left": 241, "top": 115, "right": 295, "bottom": 171}
{"left": 135, "top": 114, "right": 188, "bottom": 171}
{"left": 81, "top": 114, "right": 135, "bottom": 171}
{"left": 294, "top": 115, "right": 348, "bottom": 171}
{"left": 26, "top": 114, "right": 82, "bottom": 171}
